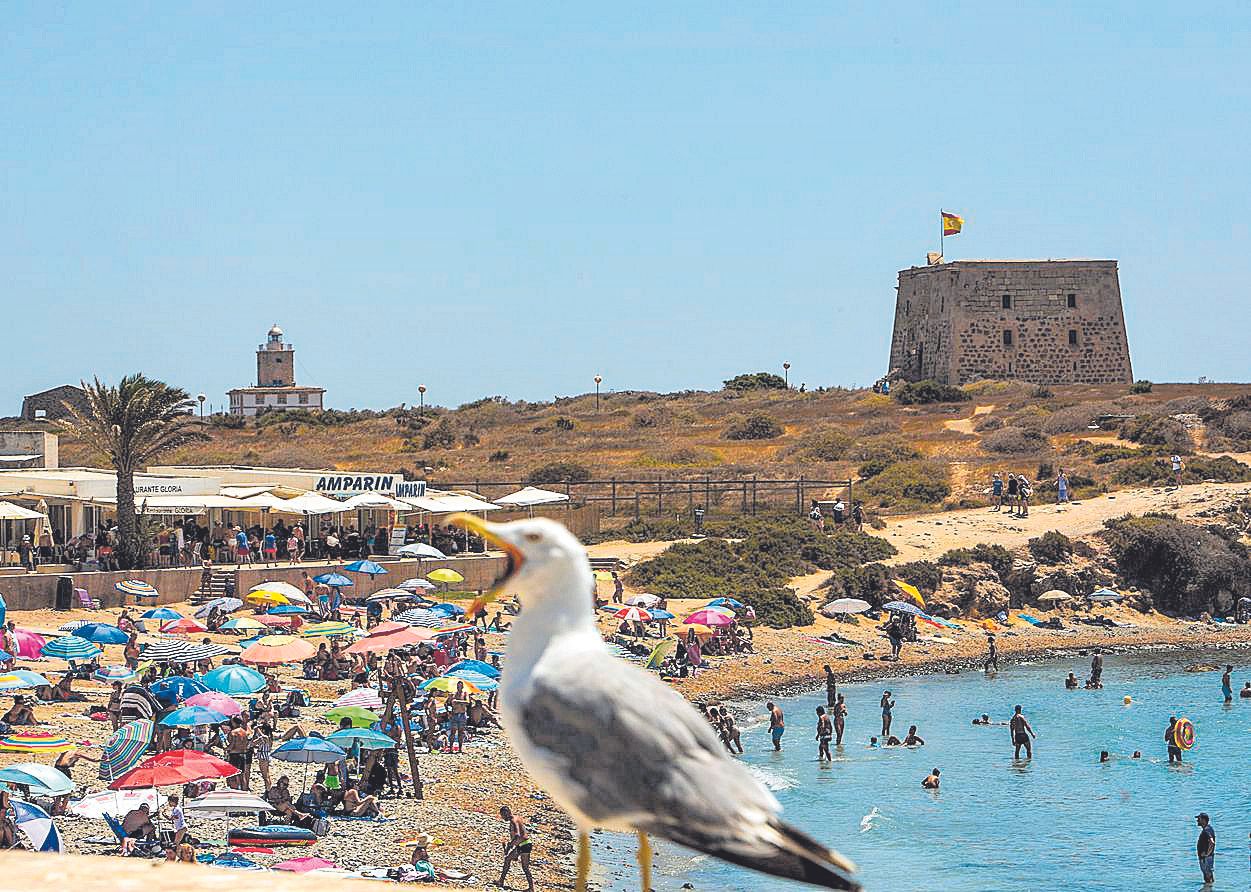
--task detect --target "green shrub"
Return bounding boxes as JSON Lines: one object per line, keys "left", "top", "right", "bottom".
{"left": 1028, "top": 530, "right": 1073, "bottom": 564}
{"left": 824, "top": 560, "right": 942, "bottom": 607}
{"left": 527, "top": 461, "right": 591, "bottom": 484}
{"left": 861, "top": 460, "right": 950, "bottom": 508}
{"left": 461, "top": 431, "right": 480, "bottom": 447}
{"left": 208, "top": 413, "right": 245, "bottom": 429}
{"left": 793, "top": 429, "right": 853, "bottom": 461}
{"left": 488, "top": 450, "right": 510, "bottom": 463}
{"left": 939, "top": 543, "right": 1015, "bottom": 581}
{"left": 723, "top": 372, "right": 787, "bottom": 392}
{"left": 1119, "top": 414, "right": 1193, "bottom": 453}
{"left": 982, "top": 426, "right": 1049, "bottom": 454}
{"left": 853, "top": 441, "right": 921, "bottom": 478}
{"left": 724, "top": 413, "right": 783, "bottom": 440}
{"left": 1130, "top": 379, "right": 1154, "bottom": 394}
{"left": 893, "top": 380, "right": 971, "bottom": 405}
{"left": 421, "top": 419, "right": 457, "bottom": 449}
{"left": 554, "top": 417, "right": 576, "bottom": 431}
{"left": 1111, "top": 455, "right": 1251, "bottom": 487}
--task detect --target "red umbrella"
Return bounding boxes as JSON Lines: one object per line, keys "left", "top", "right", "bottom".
{"left": 109, "top": 749, "right": 237, "bottom": 789}
{"left": 257, "top": 614, "right": 303, "bottom": 629}
{"left": 345, "top": 626, "right": 434, "bottom": 655}
{"left": 161, "top": 618, "right": 208, "bottom": 635}
{"left": 612, "top": 606, "right": 652, "bottom": 623}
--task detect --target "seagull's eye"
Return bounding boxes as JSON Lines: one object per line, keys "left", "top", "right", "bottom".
{"left": 524, "top": 532, "right": 543, "bottom": 543}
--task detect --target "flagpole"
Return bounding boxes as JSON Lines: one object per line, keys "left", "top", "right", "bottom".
{"left": 939, "top": 210, "right": 944, "bottom": 262}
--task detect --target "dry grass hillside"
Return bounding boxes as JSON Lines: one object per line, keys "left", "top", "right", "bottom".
{"left": 45, "top": 378, "right": 1251, "bottom": 515}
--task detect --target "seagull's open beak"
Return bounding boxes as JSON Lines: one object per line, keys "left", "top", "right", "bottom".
{"left": 448, "top": 514, "right": 523, "bottom": 615}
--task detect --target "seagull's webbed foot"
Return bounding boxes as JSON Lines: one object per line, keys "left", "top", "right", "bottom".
{"left": 576, "top": 830, "right": 591, "bottom": 892}
{"left": 636, "top": 830, "right": 652, "bottom": 892}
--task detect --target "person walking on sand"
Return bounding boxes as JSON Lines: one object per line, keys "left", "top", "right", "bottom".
{"left": 1220, "top": 665, "right": 1233, "bottom": 704}
{"left": 1194, "top": 813, "right": 1216, "bottom": 885}
{"left": 880, "top": 691, "right": 895, "bottom": 738}
{"left": 1165, "top": 716, "right": 1184, "bottom": 764}
{"left": 1010, "top": 705, "right": 1036, "bottom": 759}
{"left": 824, "top": 665, "right": 837, "bottom": 708}
{"left": 1171, "top": 453, "right": 1185, "bottom": 487}
{"left": 1056, "top": 469, "right": 1070, "bottom": 505}
{"left": 984, "top": 634, "right": 999, "bottom": 672}
{"left": 497, "top": 806, "right": 535, "bottom": 892}
{"left": 1006, "top": 474, "right": 1019, "bottom": 516}
{"left": 833, "top": 693, "right": 847, "bottom": 746}
{"left": 1017, "top": 474, "right": 1032, "bottom": 517}
{"left": 766, "top": 701, "right": 785, "bottom": 751}
{"left": 815, "top": 707, "right": 833, "bottom": 762}
{"left": 990, "top": 472, "right": 1004, "bottom": 511}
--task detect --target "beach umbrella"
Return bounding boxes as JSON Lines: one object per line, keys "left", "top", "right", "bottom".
{"left": 313, "top": 572, "right": 354, "bottom": 587}
{"left": 220, "top": 617, "right": 266, "bottom": 631}
{"left": 820, "top": 598, "right": 872, "bottom": 616}
{"left": 0, "top": 762, "right": 75, "bottom": 797}
{"left": 10, "top": 798, "right": 62, "bottom": 852}
{"left": 367, "top": 621, "right": 411, "bottom": 636}
{"left": 57, "top": 620, "right": 89, "bottom": 632}
{"left": 649, "top": 609, "right": 675, "bottom": 620}
{"left": 161, "top": 617, "right": 208, "bottom": 635}
{"left": 344, "top": 560, "right": 388, "bottom": 577}
{"left": 345, "top": 626, "right": 433, "bottom": 654}
{"left": 612, "top": 606, "right": 652, "bottom": 623}
{"left": 683, "top": 609, "right": 734, "bottom": 627}
{"left": 41, "top": 636, "right": 103, "bottom": 662}
{"left": 327, "top": 728, "right": 396, "bottom": 750}
{"left": 98, "top": 719, "right": 154, "bottom": 782}
{"left": 246, "top": 589, "right": 291, "bottom": 606}
{"left": 300, "top": 621, "right": 357, "bottom": 638}
{"left": 881, "top": 600, "right": 925, "bottom": 617}
{"left": 194, "top": 597, "right": 244, "bottom": 617}
{"left": 644, "top": 638, "right": 676, "bottom": 670}
{"left": 249, "top": 581, "right": 312, "bottom": 605}
{"left": 200, "top": 665, "right": 266, "bottom": 695}
{"left": 396, "top": 543, "right": 445, "bottom": 559}
{"left": 426, "top": 568, "right": 463, "bottom": 584}
{"left": 241, "top": 636, "right": 315, "bottom": 665}
{"left": 324, "top": 706, "right": 381, "bottom": 728}
{"left": 1088, "top": 588, "right": 1124, "bottom": 602}
{"left": 0, "top": 731, "right": 73, "bottom": 753}
{"left": 184, "top": 788, "right": 272, "bottom": 815}
{"left": 69, "top": 788, "right": 159, "bottom": 819}
{"left": 445, "top": 669, "right": 498, "bottom": 691}
{"left": 93, "top": 665, "right": 138, "bottom": 684}
{"left": 892, "top": 579, "right": 926, "bottom": 607}
{"left": 707, "top": 597, "right": 745, "bottom": 610}
{"left": 11, "top": 629, "right": 46, "bottom": 660}
{"left": 272, "top": 737, "right": 347, "bottom": 764}
{"left": 160, "top": 704, "right": 229, "bottom": 727}
{"left": 332, "top": 688, "right": 385, "bottom": 710}
{"left": 267, "top": 604, "right": 309, "bottom": 615}
{"left": 681, "top": 624, "right": 714, "bottom": 639}
{"left": 274, "top": 856, "right": 339, "bottom": 873}
{"left": 393, "top": 608, "right": 447, "bottom": 628}
{"left": 366, "top": 588, "right": 412, "bottom": 602}
{"left": 149, "top": 675, "right": 209, "bottom": 705}
{"left": 447, "top": 659, "right": 500, "bottom": 679}
{"left": 115, "top": 579, "right": 158, "bottom": 599}
{"left": 430, "top": 602, "right": 467, "bottom": 617}
{"left": 0, "top": 671, "right": 49, "bottom": 691}
{"left": 185, "top": 691, "right": 243, "bottom": 717}
{"left": 624, "top": 594, "right": 660, "bottom": 608}
{"left": 142, "top": 639, "right": 234, "bottom": 663}
{"left": 1038, "top": 590, "right": 1073, "bottom": 603}
{"left": 257, "top": 614, "right": 304, "bottom": 629}
{"left": 397, "top": 578, "right": 436, "bottom": 592}
{"left": 141, "top": 607, "right": 182, "bottom": 621}
{"left": 71, "top": 623, "right": 129, "bottom": 645}
{"left": 420, "top": 676, "right": 483, "bottom": 695}
{"left": 111, "top": 749, "right": 237, "bottom": 789}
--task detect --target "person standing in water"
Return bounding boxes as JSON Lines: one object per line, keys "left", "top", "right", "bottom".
{"left": 833, "top": 694, "right": 847, "bottom": 746}
{"left": 880, "top": 691, "right": 895, "bottom": 737}
{"left": 766, "top": 701, "right": 785, "bottom": 751}
{"left": 1165, "top": 716, "right": 1183, "bottom": 764}
{"left": 984, "top": 634, "right": 999, "bottom": 672}
{"left": 815, "top": 707, "right": 833, "bottom": 762}
{"left": 1090, "top": 649, "right": 1104, "bottom": 687}
{"left": 1220, "top": 665, "right": 1233, "bottom": 703}
{"left": 1010, "top": 705, "right": 1036, "bottom": 759}
{"left": 823, "top": 665, "right": 837, "bottom": 708}
{"left": 1194, "top": 813, "right": 1215, "bottom": 885}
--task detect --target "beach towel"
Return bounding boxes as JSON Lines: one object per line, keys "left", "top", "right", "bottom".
{"left": 1017, "top": 614, "right": 1045, "bottom": 626}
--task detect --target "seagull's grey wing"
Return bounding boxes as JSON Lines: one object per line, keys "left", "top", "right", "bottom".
{"left": 521, "top": 651, "right": 858, "bottom": 890}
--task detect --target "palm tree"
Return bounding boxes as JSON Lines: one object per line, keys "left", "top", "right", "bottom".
{"left": 61, "top": 375, "right": 208, "bottom": 569}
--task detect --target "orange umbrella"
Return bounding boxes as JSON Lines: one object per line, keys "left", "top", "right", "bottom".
{"left": 241, "top": 636, "right": 316, "bottom": 666}
{"left": 345, "top": 627, "right": 435, "bottom": 655}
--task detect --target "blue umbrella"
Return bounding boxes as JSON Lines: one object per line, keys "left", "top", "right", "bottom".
{"left": 40, "top": 636, "right": 103, "bottom": 662}
{"left": 327, "top": 728, "right": 395, "bottom": 750}
{"left": 0, "top": 762, "right": 75, "bottom": 797}
{"left": 200, "top": 665, "right": 266, "bottom": 695}
{"left": 71, "top": 623, "right": 129, "bottom": 645}
{"left": 344, "top": 560, "right": 388, "bottom": 577}
{"left": 445, "top": 669, "right": 499, "bottom": 691}
{"left": 430, "top": 602, "right": 466, "bottom": 617}
{"left": 707, "top": 597, "right": 744, "bottom": 610}
{"left": 11, "top": 798, "right": 62, "bottom": 852}
{"left": 159, "top": 705, "right": 229, "bottom": 727}
{"left": 649, "top": 609, "right": 676, "bottom": 620}
{"left": 141, "top": 607, "right": 183, "bottom": 621}
{"left": 267, "top": 605, "right": 308, "bottom": 615}
{"left": 448, "top": 659, "right": 500, "bottom": 679}
{"left": 149, "top": 676, "right": 209, "bottom": 706}
{"left": 272, "top": 737, "right": 347, "bottom": 764}
{"left": 313, "top": 573, "right": 354, "bottom": 587}
{"left": 0, "top": 670, "right": 49, "bottom": 691}
{"left": 881, "top": 600, "right": 925, "bottom": 617}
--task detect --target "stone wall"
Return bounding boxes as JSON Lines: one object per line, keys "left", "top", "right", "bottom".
{"left": 889, "top": 260, "right": 1133, "bottom": 385}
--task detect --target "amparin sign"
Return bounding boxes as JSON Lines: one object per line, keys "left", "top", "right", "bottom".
{"left": 314, "top": 474, "right": 398, "bottom": 497}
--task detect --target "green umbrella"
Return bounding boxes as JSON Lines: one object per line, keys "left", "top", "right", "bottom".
{"left": 324, "top": 705, "right": 380, "bottom": 728}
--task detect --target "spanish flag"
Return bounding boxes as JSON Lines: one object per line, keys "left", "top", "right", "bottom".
{"left": 941, "top": 211, "right": 963, "bottom": 236}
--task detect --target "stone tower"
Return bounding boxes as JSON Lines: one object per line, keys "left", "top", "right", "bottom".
{"left": 257, "top": 324, "right": 295, "bottom": 387}
{"left": 888, "top": 259, "right": 1133, "bottom": 386}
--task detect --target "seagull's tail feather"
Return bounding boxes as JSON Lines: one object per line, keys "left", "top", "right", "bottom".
{"left": 659, "top": 818, "right": 860, "bottom": 891}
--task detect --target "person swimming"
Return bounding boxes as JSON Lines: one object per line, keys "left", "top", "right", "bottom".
{"left": 972, "top": 714, "right": 991, "bottom": 725}
{"left": 883, "top": 735, "right": 903, "bottom": 746}
{"left": 1099, "top": 751, "right": 1111, "bottom": 763}
{"left": 1065, "top": 673, "right": 1079, "bottom": 690}
{"left": 903, "top": 725, "right": 925, "bottom": 746}
{"left": 868, "top": 737, "right": 879, "bottom": 747}
{"left": 921, "top": 768, "right": 941, "bottom": 789}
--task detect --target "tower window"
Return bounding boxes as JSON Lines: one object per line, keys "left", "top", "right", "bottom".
{"left": 1067, "top": 293, "right": 1077, "bottom": 308}
{"left": 1003, "top": 330, "right": 1014, "bottom": 347}
{"left": 1002, "top": 294, "right": 1012, "bottom": 309}
{"left": 1068, "top": 329, "right": 1079, "bottom": 345}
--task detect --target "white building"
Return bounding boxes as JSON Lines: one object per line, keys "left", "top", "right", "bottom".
{"left": 227, "top": 325, "right": 326, "bottom": 416}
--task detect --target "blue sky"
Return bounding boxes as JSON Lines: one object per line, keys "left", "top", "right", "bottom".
{"left": 3, "top": 3, "right": 1249, "bottom": 412}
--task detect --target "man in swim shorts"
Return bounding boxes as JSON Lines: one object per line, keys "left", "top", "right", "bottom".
{"left": 1165, "top": 716, "right": 1183, "bottom": 764}
{"left": 766, "top": 701, "right": 785, "bottom": 751}
{"left": 1009, "top": 705, "right": 1035, "bottom": 759}
{"left": 498, "top": 805, "right": 535, "bottom": 892}
{"left": 1220, "top": 666, "right": 1233, "bottom": 703}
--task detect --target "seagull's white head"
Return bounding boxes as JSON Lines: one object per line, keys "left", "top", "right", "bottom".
{"left": 448, "top": 514, "right": 593, "bottom": 616}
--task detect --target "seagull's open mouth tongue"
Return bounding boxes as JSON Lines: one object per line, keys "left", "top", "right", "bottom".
{"left": 447, "top": 513, "right": 523, "bottom": 603}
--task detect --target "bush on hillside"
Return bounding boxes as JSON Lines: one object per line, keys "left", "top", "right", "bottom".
{"left": 488, "top": 450, "right": 510, "bottom": 463}
{"left": 1130, "top": 380, "right": 1154, "bottom": 394}
{"left": 1119, "top": 414, "right": 1193, "bottom": 453}
{"left": 857, "top": 417, "right": 901, "bottom": 436}
{"left": 1111, "top": 455, "right": 1251, "bottom": 487}
{"left": 208, "top": 413, "right": 246, "bottom": 429}
{"left": 1102, "top": 513, "right": 1251, "bottom": 615}
{"left": 421, "top": 419, "right": 457, "bottom": 449}
{"left": 724, "top": 413, "right": 783, "bottom": 440}
{"left": 893, "top": 380, "right": 971, "bottom": 405}
{"left": 527, "top": 461, "right": 591, "bottom": 485}
{"left": 982, "top": 426, "right": 1049, "bottom": 455}
{"left": 938, "top": 543, "right": 1015, "bottom": 581}
{"left": 823, "top": 560, "right": 943, "bottom": 607}
{"left": 1041, "top": 401, "right": 1121, "bottom": 434}
{"left": 723, "top": 372, "right": 787, "bottom": 392}
{"left": 860, "top": 460, "right": 951, "bottom": 508}
{"left": 1028, "top": 530, "right": 1073, "bottom": 564}
{"left": 852, "top": 441, "right": 921, "bottom": 478}
{"left": 973, "top": 414, "right": 1003, "bottom": 432}
{"left": 791, "top": 429, "right": 854, "bottom": 461}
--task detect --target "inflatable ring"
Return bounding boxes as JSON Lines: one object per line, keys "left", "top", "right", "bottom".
{"left": 1173, "top": 717, "right": 1195, "bottom": 750}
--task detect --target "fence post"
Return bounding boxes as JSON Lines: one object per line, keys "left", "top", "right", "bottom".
{"left": 705, "top": 474, "right": 711, "bottom": 511}
{"left": 795, "top": 477, "right": 803, "bottom": 515}
{"left": 611, "top": 479, "right": 617, "bottom": 516}
{"left": 657, "top": 476, "right": 663, "bottom": 517}
{"left": 752, "top": 476, "right": 758, "bottom": 515}
{"left": 634, "top": 492, "right": 641, "bottom": 520}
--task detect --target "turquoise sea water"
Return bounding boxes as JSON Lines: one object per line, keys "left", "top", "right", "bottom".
{"left": 593, "top": 648, "right": 1250, "bottom": 891}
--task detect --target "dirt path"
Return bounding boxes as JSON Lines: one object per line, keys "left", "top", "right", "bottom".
{"left": 878, "top": 479, "right": 1251, "bottom": 563}
{"left": 942, "top": 403, "right": 994, "bottom": 435}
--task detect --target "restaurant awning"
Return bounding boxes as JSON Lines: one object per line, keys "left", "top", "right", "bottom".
{"left": 281, "top": 492, "right": 349, "bottom": 514}
{"left": 0, "top": 501, "right": 45, "bottom": 520}
{"left": 340, "top": 493, "right": 410, "bottom": 510}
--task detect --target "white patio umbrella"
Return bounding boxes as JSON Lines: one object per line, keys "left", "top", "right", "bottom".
{"left": 249, "top": 581, "right": 311, "bottom": 605}
{"left": 820, "top": 598, "right": 872, "bottom": 616}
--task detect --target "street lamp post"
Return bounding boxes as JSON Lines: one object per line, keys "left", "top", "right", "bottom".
{"left": 783, "top": 362, "right": 791, "bottom": 388}
{"left": 418, "top": 385, "right": 427, "bottom": 416}
{"left": 594, "top": 376, "right": 602, "bottom": 413}
{"left": 197, "top": 393, "right": 206, "bottom": 418}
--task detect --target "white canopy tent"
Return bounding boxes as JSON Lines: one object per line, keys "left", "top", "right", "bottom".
{"left": 402, "top": 493, "right": 501, "bottom": 514}
{"left": 340, "top": 492, "right": 411, "bottom": 511}
{"left": 0, "top": 501, "right": 45, "bottom": 520}
{"left": 281, "top": 492, "right": 350, "bottom": 514}
{"left": 493, "top": 486, "right": 570, "bottom": 508}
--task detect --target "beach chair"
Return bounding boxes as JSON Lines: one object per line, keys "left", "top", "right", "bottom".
{"left": 102, "top": 813, "right": 164, "bottom": 858}
{"left": 76, "top": 588, "right": 100, "bottom": 610}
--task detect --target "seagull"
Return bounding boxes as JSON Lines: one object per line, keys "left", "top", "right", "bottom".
{"left": 450, "top": 514, "right": 860, "bottom": 892}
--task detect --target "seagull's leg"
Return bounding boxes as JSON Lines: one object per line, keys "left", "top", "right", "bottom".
{"left": 636, "top": 830, "right": 653, "bottom": 892}
{"left": 575, "top": 830, "right": 591, "bottom": 892}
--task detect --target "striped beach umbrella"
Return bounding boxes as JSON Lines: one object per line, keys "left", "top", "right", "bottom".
{"left": 0, "top": 671, "right": 49, "bottom": 692}
{"left": 332, "top": 688, "right": 385, "bottom": 710}
{"left": 160, "top": 617, "right": 208, "bottom": 635}
{"left": 393, "top": 608, "right": 445, "bottom": 627}
{"left": 220, "top": 616, "right": 266, "bottom": 631}
{"left": 93, "top": 665, "right": 138, "bottom": 684}
{"left": 11, "top": 798, "right": 62, "bottom": 852}
{"left": 397, "top": 578, "right": 436, "bottom": 592}
{"left": 142, "top": 607, "right": 183, "bottom": 621}
{"left": 142, "top": 640, "right": 234, "bottom": 663}
{"left": 115, "top": 579, "right": 158, "bottom": 598}
{"left": 193, "top": 597, "right": 244, "bottom": 617}
{"left": 300, "top": 621, "right": 357, "bottom": 638}
{"left": 98, "top": 719, "right": 153, "bottom": 782}
{"left": 41, "top": 635, "right": 103, "bottom": 662}
{"left": 249, "top": 581, "right": 311, "bottom": 605}
{"left": 57, "top": 620, "right": 89, "bottom": 632}
{"left": 0, "top": 731, "right": 73, "bottom": 753}
{"left": 420, "top": 676, "right": 482, "bottom": 695}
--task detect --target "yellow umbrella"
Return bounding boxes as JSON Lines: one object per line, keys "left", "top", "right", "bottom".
{"left": 593, "top": 570, "right": 614, "bottom": 582}
{"left": 427, "top": 568, "right": 464, "bottom": 584}
{"left": 892, "top": 579, "right": 925, "bottom": 607}
{"left": 222, "top": 616, "right": 265, "bottom": 630}
{"left": 644, "top": 638, "right": 676, "bottom": 670}
{"left": 421, "top": 676, "right": 482, "bottom": 695}
{"left": 681, "top": 624, "right": 714, "bottom": 639}
{"left": 246, "top": 590, "right": 291, "bottom": 606}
